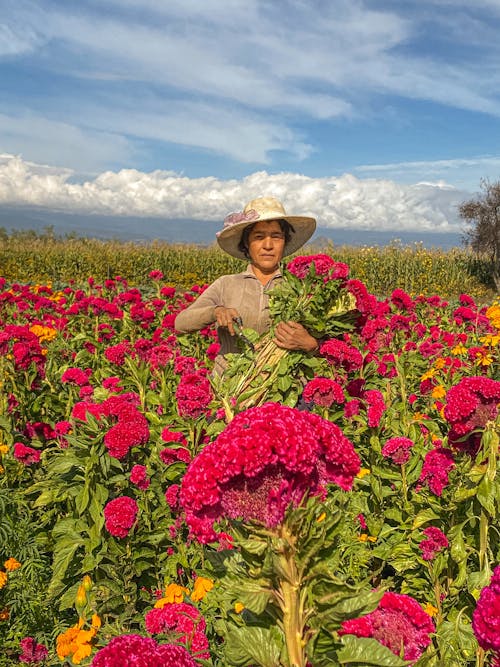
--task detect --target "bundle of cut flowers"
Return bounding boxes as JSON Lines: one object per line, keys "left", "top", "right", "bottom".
{"left": 215, "top": 254, "right": 364, "bottom": 414}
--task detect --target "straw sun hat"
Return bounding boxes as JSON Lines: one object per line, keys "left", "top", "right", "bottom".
{"left": 216, "top": 196, "right": 316, "bottom": 260}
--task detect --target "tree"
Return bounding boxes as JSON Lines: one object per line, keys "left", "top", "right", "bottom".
{"left": 459, "top": 178, "right": 500, "bottom": 291}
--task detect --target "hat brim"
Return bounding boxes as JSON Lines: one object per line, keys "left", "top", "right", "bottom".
{"left": 216, "top": 215, "right": 316, "bottom": 260}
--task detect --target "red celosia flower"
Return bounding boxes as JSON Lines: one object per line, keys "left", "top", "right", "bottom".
{"left": 286, "top": 254, "right": 340, "bottom": 280}
{"left": 103, "top": 400, "right": 150, "bottom": 459}
{"left": 391, "top": 288, "right": 415, "bottom": 312}
{"left": 91, "top": 634, "right": 198, "bottom": 666}
{"left": 472, "top": 565, "right": 500, "bottom": 654}
{"left": 339, "top": 591, "right": 435, "bottom": 662}
{"left": 345, "top": 279, "right": 378, "bottom": 314}
{"left": 364, "top": 389, "right": 386, "bottom": 428}
{"left": 161, "top": 428, "right": 187, "bottom": 445}
{"left": 130, "top": 465, "right": 150, "bottom": 490}
{"left": 180, "top": 403, "right": 360, "bottom": 543}
{"left": 419, "top": 526, "right": 449, "bottom": 561}
{"left": 13, "top": 442, "right": 41, "bottom": 465}
{"left": 444, "top": 377, "right": 500, "bottom": 453}
{"left": 303, "top": 378, "right": 345, "bottom": 407}
{"left": 165, "top": 484, "right": 180, "bottom": 510}
{"left": 175, "top": 370, "right": 213, "bottom": 419}
{"left": 104, "top": 496, "right": 138, "bottom": 538}
{"left": 418, "top": 447, "right": 455, "bottom": 496}
{"left": 160, "top": 447, "right": 191, "bottom": 465}
{"left": 104, "top": 341, "right": 132, "bottom": 366}
{"left": 144, "top": 602, "right": 209, "bottom": 659}
{"left": 61, "top": 367, "right": 92, "bottom": 386}
{"left": 319, "top": 339, "right": 363, "bottom": 373}
{"left": 381, "top": 436, "right": 414, "bottom": 465}
{"left": 18, "top": 636, "right": 48, "bottom": 663}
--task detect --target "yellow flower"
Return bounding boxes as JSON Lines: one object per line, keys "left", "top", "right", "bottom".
{"left": 154, "top": 582, "right": 189, "bottom": 607}
{"left": 474, "top": 349, "right": 493, "bottom": 366}
{"left": 434, "top": 357, "right": 446, "bottom": 370}
{"left": 423, "top": 603, "right": 439, "bottom": 617}
{"left": 75, "top": 584, "right": 87, "bottom": 608}
{"left": 190, "top": 577, "right": 214, "bottom": 602}
{"left": 479, "top": 334, "right": 500, "bottom": 347}
{"left": 0, "top": 465, "right": 4, "bottom": 475}
{"left": 356, "top": 468, "right": 370, "bottom": 479}
{"left": 234, "top": 602, "right": 245, "bottom": 614}
{"left": 316, "top": 512, "right": 327, "bottom": 523}
{"left": 451, "top": 344, "right": 467, "bottom": 355}
{"left": 4, "top": 558, "right": 21, "bottom": 572}
{"left": 358, "top": 534, "right": 377, "bottom": 543}
{"left": 421, "top": 368, "right": 436, "bottom": 381}
{"left": 431, "top": 385, "right": 446, "bottom": 399}
{"left": 0, "top": 444, "right": 8, "bottom": 455}
{"left": 0, "top": 571, "right": 7, "bottom": 589}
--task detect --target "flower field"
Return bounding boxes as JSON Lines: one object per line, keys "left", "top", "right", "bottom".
{"left": 1, "top": 256, "right": 500, "bottom": 666}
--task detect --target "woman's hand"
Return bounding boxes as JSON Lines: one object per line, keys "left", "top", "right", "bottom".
{"left": 214, "top": 306, "right": 240, "bottom": 336}
{"left": 274, "top": 321, "right": 319, "bottom": 353}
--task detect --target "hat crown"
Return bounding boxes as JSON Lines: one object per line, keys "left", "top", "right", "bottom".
{"left": 243, "top": 197, "right": 287, "bottom": 219}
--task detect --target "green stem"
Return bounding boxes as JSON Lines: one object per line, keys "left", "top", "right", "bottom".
{"left": 277, "top": 526, "right": 306, "bottom": 667}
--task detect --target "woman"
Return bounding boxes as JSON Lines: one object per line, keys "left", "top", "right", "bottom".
{"left": 174, "top": 196, "right": 319, "bottom": 375}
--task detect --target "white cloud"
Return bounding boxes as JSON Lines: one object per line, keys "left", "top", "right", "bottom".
{"left": 0, "top": 154, "right": 466, "bottom": 233}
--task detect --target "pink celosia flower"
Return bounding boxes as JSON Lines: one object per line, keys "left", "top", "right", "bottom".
{"left": 303, "top": 378, "right": 345, "bottom": 407}
{"left": 364, "top": 389, "right": 387, "bottom": 428}
{"left": 339, "top": 591, "right": 435, "bottom": 662}
{"left": 161, "top": 428, "right": 187, "bottom": 445}
{"left": 91, "top": 634, "right": 198, "bottom": 666}
{"left": 159, "top": 447, "right": 191, "bottom": 465}
{"left": 145, "top": 602, "right": 209, "bottom": 659}
{"left": 104, "top": 341, "right": 132, "bottom": 366}
{"left": 419, "top": 526, "right": 449, "bottom": 561}
{"left": 381, "top": 436, "right": 414, "bottom": 465}
{"left": 18, "top": 636, "right": 48, "bottom": 663}
{"left": 180, "top": 403, "right": 360, "bottom": 543}
{"left": 104, "top": 496, "right": 138, "bottom": 538}
{"left": 472, "top": 565, "right": 500, "bottom": 654}
{"left": 13, "top": 442, "right": 41, "bottom": 465}
{"left": 418, "top": 447, "right": 455, "bottom": 496}
{"left": 130, "top": 464, "right": 150, "bottom": 490}
{"left": 175, "top": 370, "right": 213, "bottom": 419}
{"left": 149, "top": 270, "right": 164, "bottom": 280}
{"left": 103, "top": 401, "right": 150, "bottom": 459}
{"left": 165, "top": 484, "right": 180, "bottom": 510}
{"left": 391, "top": 288, "right": 415, "bottom": 312}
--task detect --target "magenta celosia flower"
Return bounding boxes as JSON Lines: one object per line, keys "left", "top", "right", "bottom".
{"left": 165, "top": 484, "right": 180, "bottom": 509}
{"left": 149, "top": 270, "right": 164, "bottom": 280}
{"left": 18, "top": 636, "right": 48, "bottom": 663}
{"left": 145, "top": 603, "right": 209, "bottom": 659}
{"left": 472, "top": 565, "right": 500, "bottom": 655}
{"left": 418, "top": 447, "right": 455, "bottom": 496}
{"left": 303, "top": 378, "right": 345, "bottom": 407}
{"left": 319, "top": 339, "right": 363, "bottom": 373}
{"left": 381, "top": 436, "right": 414, "bottom": 465}
{"left": 13, "top": 442, "right": 41, "bottom": 465}
{"left": 160, "top": 286, "right": 176, "bottom": 299}
{"left": 180, "top": 403, "right": 360, "bottom": 543}
{"left": 91, "top": 634, "right": 198, "bottom": 666}
{"left": 339, "top": 592, "right": 435, "bottom": 662}
{"left": 130, "top": 464, "right": 150, "bottom": 490}
{"left": 175, "top": 370, "right": 213, "bottom": 419}
{"left": 161, "top": 428, "right": 187, "bottom": 445}
{"left": 104, "top": 496, "right": 138, "bottom": 538}
{"left": 444, "top": 377, "right": 500, "bottom": 453}
{"left": 345, "top": 278, "right": 378, "bottom": 314}
{"left": 159, "top": 447, "right": 191, "bottom": 465}
{"left": 206, "top": 342, "right": 221, "bottom": 361}
{"left": 61, "top": 367, "right": 92, "bottom": 386}
{"left": 419, "top": 526, "right": 449, "bottom": 561}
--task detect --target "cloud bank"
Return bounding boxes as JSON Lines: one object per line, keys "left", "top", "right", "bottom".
{"left": 0, "top": 154, "right": 467, "bottom": 233}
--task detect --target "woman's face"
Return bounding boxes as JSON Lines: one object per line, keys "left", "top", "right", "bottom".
{"left": 247, "top": 220, "right": 286, "bottom": 274}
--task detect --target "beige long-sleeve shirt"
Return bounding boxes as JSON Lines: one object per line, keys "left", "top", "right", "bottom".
{"left": 174, "top": 264, "right": 282, "bottom": 374}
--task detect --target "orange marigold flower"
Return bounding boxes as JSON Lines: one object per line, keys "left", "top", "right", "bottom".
{"left": 29, "top": 324, "right": 57, "bottom": 343}
{"left": 56, "top": 616, "right": 100, "bottom": 664}
{"left": 431, "top": 385, "right": 447, "bottom": 399}
{"left": 190, "top": 576, "right": 214, "bottom": 602}
{"left": 234, "top": 602, "right": 245, "bottom": 614}
{"left": 154, "top": 582, "right": 189, "bottom": 607}
{"left": 423, "top": 603, "right": 439, "bottom": 617}
{"left": 0, "top": 444, "right": 8, "bottom": 455}
{"left": 4, "top": 558, "right": 21, "bottom": 571}
{"left": 358, "top": 534, "right": 377, "bottom": 543}
{"left": 0, "top": 608, "right": 9, "bottom": 621}
{"left": 356, "top": 468, "right": 370, "bottom": 479}
{"left": 0, "top": 571, "right": 7, "bottom": 589}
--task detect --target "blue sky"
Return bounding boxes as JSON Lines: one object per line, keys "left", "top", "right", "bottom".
{"left": 1, "top": 0, "right": 500, "bottom": 236}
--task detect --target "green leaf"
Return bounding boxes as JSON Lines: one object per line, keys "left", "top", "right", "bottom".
{"left": 477, "top": 477, "right": 496, "bottom": 516}
{"left": 337, "top": 636, "right": 409, "bottom": 665}
{"left": 224, "top": 625, "right": 283, "bottom": 667}
{"left": 233, "top": 580, "right": 273, "bottom": 615}
{"left": 411, "top": 508, "right": 440, "bottom": 530}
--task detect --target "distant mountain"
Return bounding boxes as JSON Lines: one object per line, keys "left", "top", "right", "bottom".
{"left": 0, "top": 205, "right": 463, "bottom": 249}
